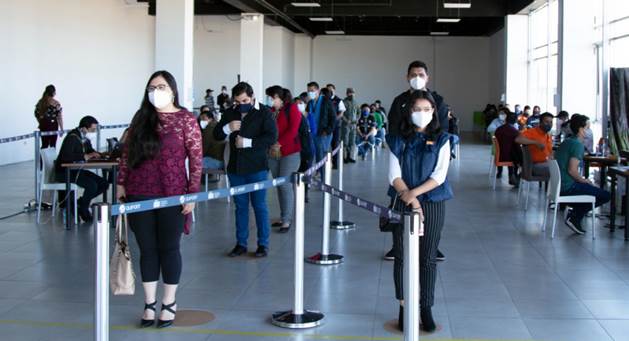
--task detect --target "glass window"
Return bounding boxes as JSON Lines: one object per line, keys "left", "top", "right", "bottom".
{"left": 610, "top": 36, "right": 629, "bottom": 67}
{"left": 528, "top": 0, "right": 558, "bottom": 113}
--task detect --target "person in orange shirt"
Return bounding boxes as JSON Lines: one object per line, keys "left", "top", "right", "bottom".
{"left": 515, "top": 112, "right": 554, "bottom": 177}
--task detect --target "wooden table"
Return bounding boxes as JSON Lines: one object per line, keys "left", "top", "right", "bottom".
{"left": 607, "top": 166, "right": 629, "bottom": 241}
{"left": 61, "top": 161, "right": 118, "bottom": 229}
{"left": 583, "top": 154, "right": 625, "bottom": 188}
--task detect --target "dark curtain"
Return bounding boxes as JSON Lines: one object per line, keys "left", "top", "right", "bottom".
{"left": 610, "top": 68, "right": 629, "bottom": 154}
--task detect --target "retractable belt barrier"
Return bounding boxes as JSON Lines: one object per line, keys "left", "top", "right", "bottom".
{"left": 91, "top": 141, "right": 422, "bottom": 341}
{"left": 0, "top": 133, "right": 36, "bottom": 144}
{"left": 110, "top": 176, "right": 289, "bottom": 216}
{"left": 308, "top": 178, "right": 402, "bottom": 221}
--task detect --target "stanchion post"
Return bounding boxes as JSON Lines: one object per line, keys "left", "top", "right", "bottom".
{"left": 96, "top": 124, "right": 102, "bottom": 152}
{"left": 34, "top": 131, "right": 41, "bottom": 202}
{"left": 330, "top": 141, "right": 356, "bottom": 230}
{"left": 272, "top": 173, "right": 324, "bottom": 328}
{"left": 404, "top": 211, "right": 422, "bottom": 341}
{"left": 94, "top": 203, "right": 110, "bottom": 341}
{"left": 306, "top": 152, "right": 343, "bottom": 265}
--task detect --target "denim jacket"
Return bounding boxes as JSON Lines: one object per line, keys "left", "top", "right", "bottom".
{"left": 387, "top": 132, "right": 454, "bottom": 203}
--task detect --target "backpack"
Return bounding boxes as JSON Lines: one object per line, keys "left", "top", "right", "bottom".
{"left": 284, "top": 107, "right": 312, "bottom": 160}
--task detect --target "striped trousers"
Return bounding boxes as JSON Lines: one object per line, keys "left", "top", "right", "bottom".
{"left": 392, "top": 200, "right": 445, "bottom": 307}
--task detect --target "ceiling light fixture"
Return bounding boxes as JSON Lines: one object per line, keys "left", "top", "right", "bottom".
{"left": 325, "top": 30, "right": 345, "bottom": 34}
{"left": 443, "top": 1, "right": 471, "bottom": 9}
{"left": 430, "top": 31, "right": 450, "bottom": 35}
{"left": 437, "top": 18, "right": 461, "bottom": 23}
{"left": 309, "top": 17, "right": 333, "bottom": 22}
{"left": 291, "top": 2, "right": 321, "bottom": 7}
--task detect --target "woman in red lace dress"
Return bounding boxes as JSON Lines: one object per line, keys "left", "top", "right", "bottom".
{"left": 117, "top": 71, "right": 202, "bottom": 329}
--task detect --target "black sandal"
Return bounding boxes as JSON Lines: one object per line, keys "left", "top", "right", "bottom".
{"left": 157, "top": 301, "right": 177, "bottom": 328}
{"left": 140, "top": 302, "right": 156, "bottom": 328}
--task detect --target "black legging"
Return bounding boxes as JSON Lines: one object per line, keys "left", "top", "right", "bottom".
{"left": 127, "top": 195, "right": 184, "bottom": 284}
{"left": 393, "top": 200, "right": 445, "bottom": 307}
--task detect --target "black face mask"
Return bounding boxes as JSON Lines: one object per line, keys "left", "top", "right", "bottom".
{"left": 540, "top": 123, "right": 552, "bottom": 133}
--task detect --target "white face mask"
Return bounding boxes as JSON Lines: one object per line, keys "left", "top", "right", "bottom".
{"left": 297, "top": 103, "right": 306, "bottom": 113}
{"left": 86, "top": 132, "right": 97, "bottom": 141}
{"left": 499, "top": 114, "right": 507, "bottom": 121}
{"left": 411, "top": 111, "right": 433, "bottom": 128}
{"left": 308, "top": 91, "right": 318, "bottom": 100}
{"left": 148, "top": 89, "right": 172, "bottom": 109}
{"left": 266, "top": 96, "right": 275, "bottom": 107}
{"left": 409, "top": 76, "right": 427, "bottom": 90}
{"left": 200, "top": 120, "right": 209, "bottom": 129}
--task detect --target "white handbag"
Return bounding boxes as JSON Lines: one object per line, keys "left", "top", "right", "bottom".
{"left": 110, "top": 214, "right": 135, "bottom": 295}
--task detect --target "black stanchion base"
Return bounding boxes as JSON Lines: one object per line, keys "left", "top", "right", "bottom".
{"left": 330, "top": 221, "right": 356, "bottom": 230}
{"left": 305, "top": 253, "right": 343, "bottom": 265}
{"left": 271, "top": 310, "right": 324, "bottom": 329}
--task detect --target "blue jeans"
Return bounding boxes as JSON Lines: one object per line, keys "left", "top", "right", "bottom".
{"left": 561, "top": 182, "right": 611, "bottom": 223}
{"left": 356, "top": 135, "right": 375, "bottom": 157}
{"left": 375, "top": 129, "right": 385, "bottom": 146}
{"left": 227, "top": 171, "right": 270, "bottom": 248}
{"left": 314, "top": 134, "right": 333, "bottom": 176}
{"left": 202, "top": 157, "right": 224, "bottom": 170}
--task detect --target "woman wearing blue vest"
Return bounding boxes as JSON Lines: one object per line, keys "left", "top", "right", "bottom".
{"left": 387, "top": 90, "right": 453, "bottom": 333}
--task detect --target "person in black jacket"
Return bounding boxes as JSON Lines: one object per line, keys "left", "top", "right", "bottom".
{"left": 384, "top": 60, "right": 448, "bottom": 262}
{"left": 55, "top": 116, "right": 108, "bottom": 222}
{"left": 306, "top": 82, "right": 336, "bottom": 177}
{"left": 213, "top": 82, "right": 278, "bottom": 258}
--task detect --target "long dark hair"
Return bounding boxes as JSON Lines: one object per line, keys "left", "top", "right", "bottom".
{"left": 400, "top": 90, "right": 441, "bottom": 140}
{"left": 35, "top": 84, "right": 56, "bottom": 116}
{"left": 127, "top": 70, "right": 182, "bottom": 169}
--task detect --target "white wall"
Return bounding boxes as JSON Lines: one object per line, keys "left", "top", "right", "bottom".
{"left": 263, "top": 25, "right": 295, "bottom": 94}
{"left": 194, "top": 16, "right": 240, "bottom": 106}
{"left": 311, "top": 35, "right": 492, "bottom": 131}
{"left": 293, "top": 34, "right": 313, "bottom": 95}
{"left": 0, "top": 0, "right": 155, "bottom": 165}
{"left": 489, "top": 28, "right": 507, "bottom": 104}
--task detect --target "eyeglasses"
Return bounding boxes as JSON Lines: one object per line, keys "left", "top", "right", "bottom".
{"left": 147, "top": 84, "right": 170, "bottom": 92}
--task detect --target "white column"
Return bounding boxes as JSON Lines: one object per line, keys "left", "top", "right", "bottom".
{"left": 240, "top": 13, "right": 264, "bottom": 98}
{"left": 558, "top": 0, "right": 597, "bottom": 116}
{"left": 155, "top": 0, "right": 194, "bottom": 110}
{"left": 505, "top": 15, "right": 529, "bottom": 107}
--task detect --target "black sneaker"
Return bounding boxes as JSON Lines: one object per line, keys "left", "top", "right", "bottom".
{"left": 254, "top": 245, "right": 268, "bottom": 257}
{"left": 348, "top": 159, "right": 356, "bottom": 163}
{"left": 383, "top": 248, "right": 395, "bottom": 261}
{"left": 228, "top": 245, "right": 247, "bottom": 257}
{"left": 278, "top": 225, "right": 290, "bottom": 234}
{"left": 565, "top": 215, "right": 585, "bottom": 235}
{"left": 436, "top": 249, "right": 445, "bottom": 261}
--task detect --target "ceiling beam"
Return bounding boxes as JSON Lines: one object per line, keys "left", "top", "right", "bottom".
{"left": 286, "top": 0, "right": 506, "bottom": 17}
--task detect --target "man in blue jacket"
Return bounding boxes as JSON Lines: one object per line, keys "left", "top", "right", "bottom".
{"left": 306, "top": 81, "right": 336, "bottom": 177}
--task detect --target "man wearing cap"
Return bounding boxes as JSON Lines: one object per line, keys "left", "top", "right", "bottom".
{"left": 342, "top": 88, "right": 359, "bottom": 163}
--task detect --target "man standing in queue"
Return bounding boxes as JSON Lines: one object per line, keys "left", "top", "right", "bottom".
{"left": 384, "top": 60, "right": 448, "bottom": 261}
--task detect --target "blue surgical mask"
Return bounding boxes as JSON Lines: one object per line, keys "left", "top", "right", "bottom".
{"left": 362, "top": 110, "right": 369, "bottom": 117}
{"left": 308, "top": 91, "right": 318, "bottom": 100}
{"left": 238, "top": 103, "right": 252, "bottom": 113}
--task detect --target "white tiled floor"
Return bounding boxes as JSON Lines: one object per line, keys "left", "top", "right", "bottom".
{"left": 0, "top": 137, "right": 628, "bottom": 340}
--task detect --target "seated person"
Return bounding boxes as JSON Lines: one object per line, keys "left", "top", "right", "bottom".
{"left": 494, "top": 113, "right": 522, "bottom": 186}
{"left": 486, "top": 109, "right": 508, "bottom": 135}
{"left": 55, "top": 116, "right": 108, "bottom": 222}
{"left": 356, "top": 104, "right": 377, "bottom": 160}
{"left": 555, "top": 114, "right": 610, "bottom": 234}
{"left": 555, "top": 110, "right": 570, "bottom": 142}
{"left": 517, "top": 105, "right": 531, "bottom": 130}
{"left": 526, "top": 105, "right": 542, "bottom": 128}
{"left": 515, "top": 112, "right": 554, "bottom": 177}
{"left": 371, "top": 104, "right": 386, "bottom": 147}
{"left": 199, "top": 107, "right": 226, "bottom": 170}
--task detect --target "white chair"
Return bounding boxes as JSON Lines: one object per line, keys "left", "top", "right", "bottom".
{"left": 542, "top": 160, "right": 596, "bottom": 239}
{"left": 37, "top": 148, "right": 78, "bottom": 225}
